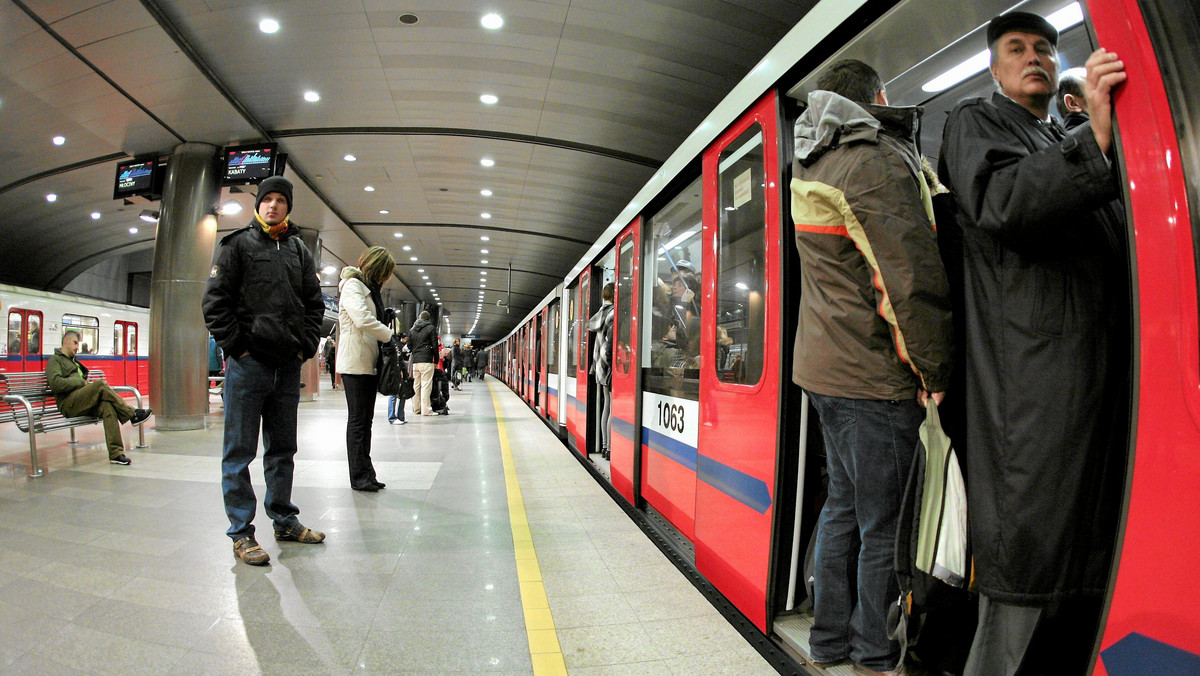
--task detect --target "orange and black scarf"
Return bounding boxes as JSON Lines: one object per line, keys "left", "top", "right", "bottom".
{"left": 254, "top": 211, "right": 290, "bottom": 240}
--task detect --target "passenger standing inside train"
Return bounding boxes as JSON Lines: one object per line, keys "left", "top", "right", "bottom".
{"left": 587, "top": 283, "right": 614, "bottom": 460}
{"left": 790, "top": 59, "right": 953, "bottom": 675}
{"left": 47, "top": 330, "right": 153, "bottom": 466}
{"left": 1056, "top": 67, "right": 1090, "bottom": 130}
{"left": 336, "top": 246, "right": 396, "bottom": 491}
{"left": 203, "top": 176, "right": 327, "bottom": 566}
{"left": 937, "top": 12, "right": 1129, "bottom": 674}
{"left": 408, "top": 311, "right": 438, "bottom": 416}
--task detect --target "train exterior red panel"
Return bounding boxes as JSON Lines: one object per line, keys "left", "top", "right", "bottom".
{"left": 610, "top": 219, "right": 642, "bottom": 501}
{"left": 570, "top": 270, "right": 593, "bottom": 456}
{"left": 1089, "top": 0, "right": 1200, "bottom": 671}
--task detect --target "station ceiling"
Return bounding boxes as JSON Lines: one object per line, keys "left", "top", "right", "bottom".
{"left": 0, "top": 0, "right": 814, "bottom": 339}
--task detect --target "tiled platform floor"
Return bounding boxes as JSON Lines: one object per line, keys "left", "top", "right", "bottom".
{"left": 0, "top": 375, "right": 778, "bottom": 675}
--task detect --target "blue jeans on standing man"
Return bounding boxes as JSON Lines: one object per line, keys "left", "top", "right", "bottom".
{"left": 221, "top": 354, "right": 303, "bottom": 540}
{"left": 805, "top": 391, "right": 922, "bottom": 672}
{"left": 387, "top": 394, "right": 405, "bottom": 422}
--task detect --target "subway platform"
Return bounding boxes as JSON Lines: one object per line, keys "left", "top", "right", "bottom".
{"left": 0, "top": 375, "right": 778, "bottom": 675}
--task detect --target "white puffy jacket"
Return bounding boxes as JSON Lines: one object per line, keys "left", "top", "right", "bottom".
{"left": 335, "top": 267, "right": 393, "bottom": 375}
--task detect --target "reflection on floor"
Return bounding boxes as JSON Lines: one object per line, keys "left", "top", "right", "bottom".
{"left": 0, "top": 376, "right": 777, "bottom": 674}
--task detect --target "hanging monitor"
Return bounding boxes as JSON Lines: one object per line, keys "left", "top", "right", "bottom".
{"left": 221, "top": 143, "right": 279, "bottom": 186}
{"left": 112, "top": 156, "right": 159, "bottom": 201}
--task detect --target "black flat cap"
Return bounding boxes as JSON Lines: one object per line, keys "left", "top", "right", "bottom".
{"left": 986, "top": 11, "right": 1058, "bottom": 48}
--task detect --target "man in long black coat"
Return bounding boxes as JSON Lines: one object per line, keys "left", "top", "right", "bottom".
{"left": 938, "top": 11, "right": 1130, "bottom": 674}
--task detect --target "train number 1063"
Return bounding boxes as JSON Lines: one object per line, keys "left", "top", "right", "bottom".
{"left": 656, "top": 401, "right": 686, "bottom": 434}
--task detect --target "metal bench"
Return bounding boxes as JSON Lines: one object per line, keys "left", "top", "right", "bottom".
{"left": 0, "top": 370, "right": 147, "bottom": 478}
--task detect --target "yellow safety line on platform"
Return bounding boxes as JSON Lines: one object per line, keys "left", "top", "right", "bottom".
{"left": 487, "top": 381, "right": 567, "bottom": 676}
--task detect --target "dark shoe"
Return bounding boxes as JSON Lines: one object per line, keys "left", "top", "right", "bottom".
{"left": 352, "top": 484, "right": 379, "bottom": 492}
{"left": 274, "top": 523, "right": 326, "bottom": 543}
{"left": 372, "top": 481, "right": 386, "bottom": 489}
{"left": 110, "top": 454, "right": 132, "bottom": 465}
{"left": 130, "top": 408, "right": 152, "bottom": 425}
{"left": 233, "top": 536, "right": 270, "bottom": 565}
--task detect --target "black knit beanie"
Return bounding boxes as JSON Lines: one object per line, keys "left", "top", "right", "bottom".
{"left": 256, "top": 176, "right": 293, "bottom": 214}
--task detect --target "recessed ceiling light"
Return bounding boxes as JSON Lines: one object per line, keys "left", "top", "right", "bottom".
{"left": 344, "top": 154, "right": 356, "bottom": 162}
{"left": 322, "top": 265, "right": 337, "bottom": 274}
{"left": 480, "top": 158, "right": 494, "bottom": 167}
{"left": 480, "top": 94, "right": 498, "bottom": 105}
{"left": 219, "top": 200, "right": 243, "bottom": 215}
{"left": 481, "top": 13, "right": 503, "bottom": 29}
{"left": 480, "top": 189, "right": 492, "bottom": 197}
{"left": 481, "top": 213, "right": 491, "bottom": 219}
{"left": 259, "top": 18, "right": 280, "bottom": 33}
{"left": 417, "top": 268, "right": 425, "bottom": 273}
{"left": 363, "top": 185, "right": 374, "bottom": 192}
{"left": 410, "top": 257, "right": 417, "bottom": 261}
{"left": 380, "top": 210, "right": 389, "bottom": 214}
{"left": 480, "top": 260, "right": 488, "bottom": 264}
{"left": 304, "top": 91, "right": 320, "bottom": 102}
{"left": 46, "top": 193, "right": 57, "bottom": 202}
{"left": 481, "top": 249, "right": 489, "bottom": 254}
{"left": 480, "top": 284, "right": 486, "bottom": 288}
{"left": 402, "top": 245, "right": 411, "bottom": 251}
{"left": 426, "top": 282, "right": 432, "bottom": 285}
{"left": 481, "top": 271, "right": 487, "bottom": 276}
{"left": 481, "top": 236, "right": 490, "bottom": 241}
{"left": 90, "top": 212, "right": 101, "bottom": 220}
{"left": 52, "top": 136, "right": 65, "bottom": 145}
{"left": 398, "top": 13, "right": 419, "bottom": 25}
{"left": 394, "top": 232, "right": 403, "bottom": 238}
{"left": 129, "top": 226, "right": 139, "bottom": 234}
{"left": 422, "top": 276, "right": 429, "bottom": 280}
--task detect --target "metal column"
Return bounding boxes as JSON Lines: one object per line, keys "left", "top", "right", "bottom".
{"left": 149, "top": 142, "right": 221, "bottom": 430}
{"left": 297, "top": 227, "right": 321, "bottom": 402}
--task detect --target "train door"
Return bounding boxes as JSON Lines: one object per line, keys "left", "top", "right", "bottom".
{"left": 609, "top": 219, "right": 642, "bottom": 501}
{"left": 565, "top": 280, "right": 582, "bottom": 452}
{"left": 114, "top": 320, "right": 139, "bottom": 389}
{"left": 693, "top": 92, "right": 783, "bottom": 632}
{"left": 574, "top": 270, "right": 593, "bottom": 456}
{"left": 534, "top": 309, "right": 544, "bottom": 415}
{"left": 544, "top": 301, "right": 560, "bottom": 427}
{"left": 4, "top": 309, "right": 43, "bottom": 373}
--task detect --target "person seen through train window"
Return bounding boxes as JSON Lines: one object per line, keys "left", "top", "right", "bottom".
{"left": 1056, "top": 67, "right": 1090, "bottom": 131}
{"left": 46, "top": 330, "right": 152, "bottom": 466}
{"left": 202, "top": 175, "right": 328, "bottom": 566}
{"left": 790, "top": 58, "right": 953, "bottom": 675}
{"left": 937, "top": 11, "right": 1130, "bottom": 674}
{"left": 336, "top": 246, "right": 396, "bottom": 491}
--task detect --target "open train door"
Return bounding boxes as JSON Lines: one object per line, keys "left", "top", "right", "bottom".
{"left": 693, "top": 92, "right": 784, "bottom": 631}
{"left": 610, "top": 218, "right": 642, "bottom": 502}
{"left": 572, "top": 270, "right": 593, "bottom": 456}
{"left": 4, "top": 309, "right": 43, "bottom": 374}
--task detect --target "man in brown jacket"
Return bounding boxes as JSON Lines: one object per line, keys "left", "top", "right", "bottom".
{"left": 790, "top": 59, "right": 953, "bottom": 675}
{"left": 46, "top": 330, "right": 152, "bottom": 465}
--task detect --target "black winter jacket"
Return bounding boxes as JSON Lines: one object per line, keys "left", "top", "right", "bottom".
{"left": 938, "top": 92, "right": 1128, "bottom": 604}
{"left": 202, "top": 221, "right": 325, "bottom": 367}
{"left": 408, "top": 318, "right": 438, "bottom": 364}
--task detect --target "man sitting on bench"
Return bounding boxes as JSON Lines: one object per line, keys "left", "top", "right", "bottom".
{"left": 46, "top": 330, "right": 152, "bottom": 465}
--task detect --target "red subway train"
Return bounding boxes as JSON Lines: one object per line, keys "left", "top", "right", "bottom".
{"left": 486, "top": 0, "right": 1200, "bottom": 673}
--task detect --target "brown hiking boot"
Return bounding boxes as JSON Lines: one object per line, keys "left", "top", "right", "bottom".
{"left": 274, "top": 523, "right": 325, "bottom": 543}
{"left": 233, "top": 536, "right": 270, "bottom": 565}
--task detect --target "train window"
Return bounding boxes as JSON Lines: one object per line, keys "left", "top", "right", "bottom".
{"left": 716, "top": 124, "right": 767, "bottom": 386}
{"left": 547, "top": 303, "right": 559, "bottom": 373}
{"left": 128, "top": 324, "right": 137, "bottom": 355}
{"left": 641, "top": 176, "right": 704, "bottom": 397}
{"left": 63, "top": 314, "right": 99, "bottom": 355}
{"left": 113, "top": 324, "right": 121, "bottom": 356}
{"left": 566, "top": 284, "right": 578, "bottom": 373}
{"left": 615, "top": 239, "right": 635, "bottom": 375}
{"left": 26, "top": 314, "right": 41, "bottom": 355}
{"left": 6, "top": 312, "right": 21, "bottom": 355}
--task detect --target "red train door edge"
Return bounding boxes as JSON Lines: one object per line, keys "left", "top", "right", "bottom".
{"left": 610, "top": 218, "right": 642, "bottom": 502}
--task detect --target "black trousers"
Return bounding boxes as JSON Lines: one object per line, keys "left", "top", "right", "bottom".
{"left": 342, "top": 373, "right": 380, "bottom": 489}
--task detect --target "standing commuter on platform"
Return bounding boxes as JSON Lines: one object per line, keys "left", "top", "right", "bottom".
{"left": 387, "top": 333, "right": 409, "bottom": 425}
{"left": 336, "top": 246, "right": 395, "bottom": 491}
{"left": 938, "top": 12, "right": 1129, "bottom": 674}
{"left": 46, "top": 330, "right": 152, "bottom": 466}
{"left": 790, "top": 59, "right": 953, "bottom": 675}
{"left": 408, "top": 311, "right": 438, "bottom": 416}
{"left": 450, "top": 338, "right": 464, "bottom": 390}
{"left": 203, "top": 176, "right": 327, "bottom": 566}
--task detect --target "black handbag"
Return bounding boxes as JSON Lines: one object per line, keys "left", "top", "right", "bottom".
{"left": 376, "top": 336, "right": 404, "bottom": 396}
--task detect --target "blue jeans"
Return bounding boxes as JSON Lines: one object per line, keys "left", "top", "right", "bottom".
{"left": 387, "top": 395, "right": 405, "bottom": 422}
{"left": 806, "top": 391, "right": 922, "bottom": 672}
{"left": 221, "top": 354, "right": 302, "bottom": 540}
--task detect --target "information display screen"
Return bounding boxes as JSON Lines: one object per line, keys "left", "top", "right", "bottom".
{"left": 112, "top": 158, "right": 157, "bottom": 200}
{"left": 223, "top": 144, "right": 277, "bottom": 184}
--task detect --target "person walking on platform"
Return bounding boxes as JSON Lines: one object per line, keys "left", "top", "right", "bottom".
{"left": 450, "top": 338, "right": 464, "bottom": 390}
{"left": 203, "top": 175, "right": 327, "bottom": 566}
{"left": 336, "top": 246, "right": 395, "bottom": 491}
{"left": 388, "top": 334, "right": 410, "bottom": 425}
{"left": 46, "top": 330, "right": 152, "bottom": 466}
{"left": 408, "top": 311, "right": 438, "bottom": 415}
{"left": 323, "top": 336, "right": 338, "bottom": 389}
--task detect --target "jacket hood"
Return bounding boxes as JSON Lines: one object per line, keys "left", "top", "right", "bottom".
{"left": 338, "top": 266, "right": 367, "bottom": 292}
{"left": 411, "top": 318, "right": 431, "bottom": 330}
{"left": 795, "top": 90, "right": 920, "bottom": 165}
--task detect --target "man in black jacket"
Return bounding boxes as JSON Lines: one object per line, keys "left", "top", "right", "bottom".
{"left": 408, "top": 311, "right": 438, "bottom": 415}
{"left": 938, "top": 12, "right": 1129, "bottom": 674}
{"left": 203, "top": 176, "right": 327, "bottom": 566}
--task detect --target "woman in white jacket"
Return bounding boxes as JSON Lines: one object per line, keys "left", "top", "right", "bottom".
{"left": 336, "top": 246, "right": 395, "bottom": 491}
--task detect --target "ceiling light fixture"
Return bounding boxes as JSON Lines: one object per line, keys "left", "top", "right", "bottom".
{"left": 410, "top": 256, "right": 418, "bottom": 261}
{"left": 480, "top": 158, "right": 494, "bottom": 167}
{"left": 403, "top": 245, "right": 411, "bottom": 251}
{"left": 394, "top": 232, "right": 403, "bottom": 238}
{"left": 380, "top": 210, "right": 389, "bottom": 214}
{"left": 304, "top": 91, "right": 320, "bottom": 102}
{"left": 90, "top": 212, "right": 101, "bottom": 220}
{"left": 480, "top": 259, "right": 488, "bottom": 264}
{"left": 323, "top": 265, "right": 337, "bottom": 274}
{"left": 480, "top": 94, "right": 498, "bottom": 105}
{"left": 481, "top": 213, "right": 491, "bottom": 219}
{"left": 481, "top": 236, "right": 490, "bottom": 241}
{"left": 481, "top": 13, "right": 503, "bottom": 29}
{"left": 259, "top": 18, "right": 280, "bottom": 33}
{"left": 481, "top": 249, "right": 489, "bottom": 254}
{"left": 481, "top": 271, "right": 487, "bottom": 276}
{"left": 219, "top": 200, "right": 243, "bottom": 216}
{"left": 417, "top": 269, "right": 425, "bottom": 273}
{"left": 480, "top": 189, "right": 492, "bottom": 197}
{"left": 139, "top": 209, "right": 159, "bottom": 222}
{"left": 52, "top": 136, "right": 65, "bottom": 145}
{"left": 129, "top": 226, "right": 139, "bottom": 234}
{"left": 344, "top": 154, "right": 357, "bottom": 162}
{"left": 363, "top": 185, "right": 375, "bottom": 192}
{"left": 46, "top": 193, "right": 57, "bottom": 202}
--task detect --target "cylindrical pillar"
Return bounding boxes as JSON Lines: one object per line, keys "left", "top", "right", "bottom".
{"left": 298, "top": 227, "right": 321, "bottom": 401}
{"left": 149, "top": 142, "right": 221, "bottom": 430}
{"left": 400, "top": 301, "right": 417, "bottom": 335}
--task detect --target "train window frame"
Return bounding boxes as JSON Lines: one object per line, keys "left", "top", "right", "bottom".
{"left": 714, "top": 124, "right": 768, "bottom": 388}
{"left": 62, "top": 313, "right": 100, "bottom": 356}
{"left": 566, "top": 282, "right": 578, "bottom": 374}
{"left": 546, "top": 302, "right": 559, "bottom": 374}
{"left": 6, "top": 311, "right": 21, "bottom": 356}
{"left": 26, "top": 313, "right": 41, "bottom": 355}
{"left": 615, "top": 239, "right": 635, "bottom": 376}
